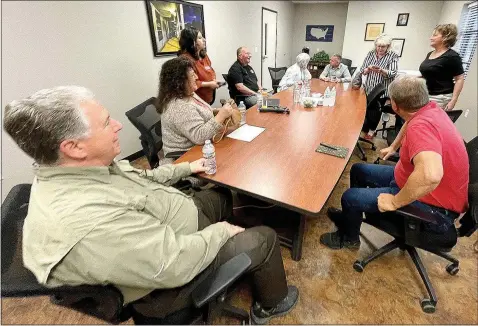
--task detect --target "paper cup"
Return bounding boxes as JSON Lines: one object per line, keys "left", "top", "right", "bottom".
{"left": 343, "top": 83, "right": 350, "bottom": 91}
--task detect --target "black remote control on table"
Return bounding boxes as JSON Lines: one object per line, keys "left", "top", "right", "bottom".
{"left": 258, "top": 106, "right": 290, "bottom": 114}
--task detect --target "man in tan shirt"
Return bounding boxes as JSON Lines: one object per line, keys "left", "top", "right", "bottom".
{"left": 3, "top": 86, "right": 298, "bottom": 324}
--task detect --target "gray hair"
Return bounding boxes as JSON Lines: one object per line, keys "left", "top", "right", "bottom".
{"left": 374, "top": 33, "right": 393, "bottom": 47}
{"left": 332, "top": 54, "right": 342, "bottom": 60}
{"left": 296, "top": 53, "right": 310, "bottom": 68}
{"left": 3, "top": 86, "right": 93, "bottom": 165}
{"left": 388, "top": 76, "right": 429, "bottom": 112}
{"left": 236, "top": 46, "right": 244, "bottom": 58}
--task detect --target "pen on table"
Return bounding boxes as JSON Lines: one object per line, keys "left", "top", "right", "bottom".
{"left": 320, "top": 143, "right": 338, "bottom": 151}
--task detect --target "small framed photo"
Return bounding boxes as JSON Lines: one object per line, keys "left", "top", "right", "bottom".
{"left": 397, "top": 13, "right": 409, "bottom": 26}
{"left": 391, "top": 38, "right": 405, "bottom": 57}
{"left": 364, "top": 23, "right": 385, "bottom": 41}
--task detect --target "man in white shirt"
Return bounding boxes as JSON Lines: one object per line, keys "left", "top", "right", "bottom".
{"left": 320, "top": 54, "right": 352, "bottom": 83}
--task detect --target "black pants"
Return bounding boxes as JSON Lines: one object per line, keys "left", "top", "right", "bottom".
{"left": 131, "top": 187, "right": 288, "bottom": 319}
{"left": 362, "top": 97, "right": 388, "bottom": 132}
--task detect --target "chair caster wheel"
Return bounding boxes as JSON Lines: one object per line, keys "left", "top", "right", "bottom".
{"left": 353, "top": 261, "right": 365, "bottom": 273}
{"left": 420, "top": 299, "right": 436, "bottom": 313}
{"left": 446, "top": 263, "right": 459, "bottom": 275}
{"left": 371, "top": 145, "right": 376, "bottom": 151}
{"left": 361, "top": 156, "right": 367, "bottom": 162}
{"left": 373, "top": 158, "right": 380, "bottom": 164}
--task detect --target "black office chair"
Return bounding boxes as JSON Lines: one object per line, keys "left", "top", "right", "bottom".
{"left": 1, "top": 184, "right": 253, "bottom": 324}
{"left": 223, "top": 73, "right": 247, "bottom": 106}
{"left": 355, "top": 83, "right": 386, "bottom": 161}
{"left": 125, "top": 98, "right": 162, "bottom": 169}
{"left": 354, "top": 136, "right": 478, "bottom": 313}
{"left": 268, "top": 67, "right": 287, "bottom": 94}
{"left": 341, "top": 58, "right": 356, "bottom": 77}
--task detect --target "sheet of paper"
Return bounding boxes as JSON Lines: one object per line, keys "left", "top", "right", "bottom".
{"left": 226, "top": 124, "right": 265, "bottom": 142}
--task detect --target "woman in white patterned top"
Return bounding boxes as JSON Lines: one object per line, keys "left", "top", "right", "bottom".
{"left": 352, "top": 34, "right": 399, "bottom": 139}
{"left": 278, "top": 53, "right": 312, "bottom": 91}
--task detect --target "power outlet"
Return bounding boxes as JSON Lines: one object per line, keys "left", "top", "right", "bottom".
{"left": 464, "top": 109, "right": 470, "bottom": 117}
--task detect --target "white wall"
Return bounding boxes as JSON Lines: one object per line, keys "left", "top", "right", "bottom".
{"left": 1, "top": 1, "right": 294, "bottom": 200}
{"left": 342, "top": 1, "right": 444, "bottom": 70}
{"left": 292, "top": 3, "right": 349, "bottom": 58}
{"left": 439, "top": 0, "right": 478, "bottom": 142}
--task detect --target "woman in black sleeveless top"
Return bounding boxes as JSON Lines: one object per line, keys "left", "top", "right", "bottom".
{"left": 419, "top": 24, "right": 465, "bottom": 111}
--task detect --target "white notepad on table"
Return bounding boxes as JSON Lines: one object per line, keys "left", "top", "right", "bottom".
{"left": 226, "top": 124, "right": 265, "bottom": 142}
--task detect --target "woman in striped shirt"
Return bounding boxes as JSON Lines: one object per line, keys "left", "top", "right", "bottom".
{"left": 352, "top": 34, "right": 399, "bottom": 139}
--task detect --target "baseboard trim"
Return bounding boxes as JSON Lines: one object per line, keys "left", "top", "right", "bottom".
{"left": 121, "top": 150, "right": 144, "bottom": 162}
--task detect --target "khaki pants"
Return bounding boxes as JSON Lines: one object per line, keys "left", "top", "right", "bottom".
{"left": 131, "top": 187, "right": 288, "bottom": 320}
{"left": 429, "top": 93, "right": 453, "bottom": 110}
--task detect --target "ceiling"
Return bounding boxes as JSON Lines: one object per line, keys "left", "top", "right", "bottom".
{"left": 291, "top": 0, "right": 349, "bottom": 4}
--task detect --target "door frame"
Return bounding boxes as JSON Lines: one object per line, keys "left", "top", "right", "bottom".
{"left": 261, "top": 7, "right": 278, "bottom": 85}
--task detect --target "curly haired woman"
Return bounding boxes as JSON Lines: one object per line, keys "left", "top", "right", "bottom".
{"left": 157, "top": 57, "right": 233, "bottom": 158}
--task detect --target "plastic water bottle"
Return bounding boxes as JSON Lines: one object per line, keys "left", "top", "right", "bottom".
{"left": 293, "top": 82, "right": 302, "bottom": 103}
{"left": 238, "top": 101, "right": 246, "bottom": 125}
{"left": 202, "top": 140, "right": 217, "bottom": 175}
{"left": 324, "top": 86, "right": 331, "bottom": 106}
{"left": 256, "top": 92, "right": 263, "bottom": 111}
{"left": 304, "top": 79, "right": 311, "bottom": 97}
{"left": 330, "top": 86, "right": 336, "bottom": 107}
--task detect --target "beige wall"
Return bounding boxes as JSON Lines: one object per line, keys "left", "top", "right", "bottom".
{"left": 1, "top": 0, "right": 294, "bottom": 200}
{"left": 439, "top": 0, "right": 477, "bottom": 142}
{"left": 292, "top": 3, "right": 349, "bottom": 59}
{"left": 342, "top": 1, "right": 444, "bottom": 70}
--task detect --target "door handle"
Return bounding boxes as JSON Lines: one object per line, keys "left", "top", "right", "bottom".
{"left": 262, "top": 55, "right": 268, "bottom": 60}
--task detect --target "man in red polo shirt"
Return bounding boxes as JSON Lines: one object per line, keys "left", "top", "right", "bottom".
{"left": 321, "top": 75, "right": 469, "bottom": 250}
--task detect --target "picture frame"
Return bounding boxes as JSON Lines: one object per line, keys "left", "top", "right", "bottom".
{"left": 145, "top": 0, "right": 205, "bottom": 57}
{"left": 305, "top": 25, "right": 334, "bottom": 42}
{"left": 396, "top": 13, "right": 409, "bottom": 26}
{"left": 391, "top": 38, "right": 405, "bottom": 57}
{"left": 364, "top": 23, "right": 385, "bottom": 41}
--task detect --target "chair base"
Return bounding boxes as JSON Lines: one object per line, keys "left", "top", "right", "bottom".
{"left": 353, "top": 239, "right": 459, "bottom": 314}
{"left": 356, "top": 137, "right": 376, "bottom": 161}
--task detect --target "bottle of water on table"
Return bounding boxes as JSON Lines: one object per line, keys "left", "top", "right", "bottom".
{"left": 324, "top": 86, "right": 331, "bottom": 106}
{"left": 256, "top": 92, "right": 263, "bottom": 111}
{"left": 202, "top": 140, "right": 217, "bottom": 175}
{"left": 293, "top": 82, "right": 302, "bottom": 103}
{"left": 330, "top": 86, "right": 336, "bottom": 107}
{"left": 238, "top": 101, "right": 246, "bottom": 125}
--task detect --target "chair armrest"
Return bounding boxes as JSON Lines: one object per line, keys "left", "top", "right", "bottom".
{"left": 396, "top": 205, "right": 440, "bottom": 225}
{"left": 192, "top": 253, "right": 251, "bottom": 308}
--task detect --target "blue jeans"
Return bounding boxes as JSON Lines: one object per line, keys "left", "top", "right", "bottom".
{"left": 337, "top": 163, "right": 456, "bottom": 240}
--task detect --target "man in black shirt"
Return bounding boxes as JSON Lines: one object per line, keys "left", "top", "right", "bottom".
{"left": 227, "top": 47, "right": 262, "bottom": 108}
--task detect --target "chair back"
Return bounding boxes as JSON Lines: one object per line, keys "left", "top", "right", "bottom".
{"left": 341, "top": 58, "right": 352, "bottom": 70}
{"left": 366, "top": 83, "right": 386, "bottom": 108}
{"left": 222, "top": 73, "right": 229, "bottom": 85}
{"left": 1, "top": 184, "right": 129, "bottom": 323}
{"left": 457, "top": 136, "right": 478, "bottom": 237}
{"left": 125, "top": 97, "right": 162, "bottom": 168}
{"left": 446, "top": 109, "right": 463, "bottom": 123}
{"left": 268, "top": 67, "right": 287, "bottom": 92}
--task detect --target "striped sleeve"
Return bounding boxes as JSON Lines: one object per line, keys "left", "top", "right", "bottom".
{"left": 386, "top": 54, "right": 399, "bottom": 79}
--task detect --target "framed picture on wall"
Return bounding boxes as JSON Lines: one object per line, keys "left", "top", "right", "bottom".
{"left": 391, "top": 38, "right": 405, "bottom": 57}
{"left": 364, "top": 23, "right": 385, "bottom": 41}
{"left": 305, "top": 25, "right": 334, "bottom": 42}
{"left": 145, "top": 0, "right": 205, "bottom": 57}
{"left": 397, "top": 13, "right": 409, "bottom": 26}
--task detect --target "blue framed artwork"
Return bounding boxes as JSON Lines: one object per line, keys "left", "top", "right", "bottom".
{"left": 305, "top": 25, "right": 334, "bottom": 42}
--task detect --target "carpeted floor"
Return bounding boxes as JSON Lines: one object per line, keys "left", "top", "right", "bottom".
{"left": 2, "top": 139, "right": 477, "bottom": 325}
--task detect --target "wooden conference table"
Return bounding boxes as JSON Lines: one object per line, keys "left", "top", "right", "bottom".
{"left": 177, "top": 79, "right": 367, "bottom": 260}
